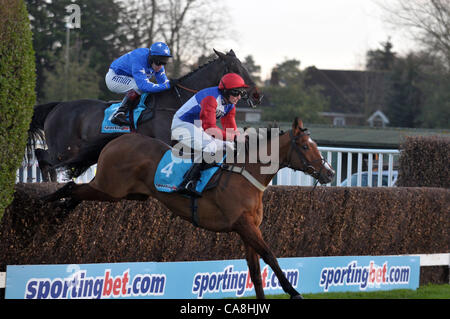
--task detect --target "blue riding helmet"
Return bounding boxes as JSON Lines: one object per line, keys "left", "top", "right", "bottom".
{"left": 150, "top": 42, "right": 172, "bottom": 57}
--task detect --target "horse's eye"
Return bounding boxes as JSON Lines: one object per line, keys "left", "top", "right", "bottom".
{"left": 302, "top": 145, "right": 309, "bottom": 150}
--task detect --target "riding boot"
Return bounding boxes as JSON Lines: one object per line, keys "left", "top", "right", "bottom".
{"left": 176, "top": 162, "right": 206, "bottom": 197}
{"left": 111, "top": 90, "right": 140, "bottom": 126}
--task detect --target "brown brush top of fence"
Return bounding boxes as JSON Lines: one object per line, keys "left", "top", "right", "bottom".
{"left": 1, "top": 183, "right": 448, "bottom": 271}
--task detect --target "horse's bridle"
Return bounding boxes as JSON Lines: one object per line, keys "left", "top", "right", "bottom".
{"left": 283, "top": 129, "right": 328, "bottom": 181}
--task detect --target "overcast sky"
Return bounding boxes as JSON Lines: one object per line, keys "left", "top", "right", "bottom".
{"left": 217, "top": 0, "right": 417, "bottom": 80}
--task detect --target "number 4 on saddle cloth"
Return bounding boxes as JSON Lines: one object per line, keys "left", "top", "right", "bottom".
{"left": 101, "top": 93, "right": 153, "bottom": 133}
{"left": 154, "top": 150, "right": 225, "bottom": 195}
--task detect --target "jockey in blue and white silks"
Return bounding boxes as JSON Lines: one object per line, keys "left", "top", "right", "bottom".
{"left": 105, "top": 42, "right": 172, "bottom": 126}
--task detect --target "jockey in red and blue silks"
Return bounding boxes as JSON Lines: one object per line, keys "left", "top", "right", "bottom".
{"left": 105, "top": 41, "right": 172, "bottom": 126}
{"left": 171, "top": 73, "right": 249, "bottom": 197}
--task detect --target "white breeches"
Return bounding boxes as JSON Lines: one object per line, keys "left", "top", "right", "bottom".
{"left": 171, "top": 117, "right": 234, "bottom": 157}
{"left": 105, "top": 69, "right": 141, "bottom": 94}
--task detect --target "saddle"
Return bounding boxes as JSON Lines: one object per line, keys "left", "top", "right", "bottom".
{"left": 135, "top": 94, "right": 156, "bottom": 124}
{"left": 154, "top": 150, "right": 225, "bottom": 227}
{"left": 101, "top": 94, "right": 155, "bottom": 133}
{"left": 154, "top": 150, "right": 224, "bottom": 194}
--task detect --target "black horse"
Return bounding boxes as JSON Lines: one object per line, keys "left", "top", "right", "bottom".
{"left": 28, "top": 49, "right": 262, "bottom": 181}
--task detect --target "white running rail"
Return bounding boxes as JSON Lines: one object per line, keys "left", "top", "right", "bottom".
{"left": 17, "top": 146, "right": 399, "bottom": 187}
{"left": 272, "top": 146, "right": 400, "bottom": 187}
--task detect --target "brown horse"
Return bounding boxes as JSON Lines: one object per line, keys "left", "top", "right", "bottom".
{"left": 43, "top": 117, "right": 335, "bottom": 299}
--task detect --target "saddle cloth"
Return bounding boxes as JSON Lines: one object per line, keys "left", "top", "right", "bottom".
{"left": 154, "top": 150, "right": 223, "bottom": 194}
{"left": 101, "top": 93, "right": 149, "bottom": 133}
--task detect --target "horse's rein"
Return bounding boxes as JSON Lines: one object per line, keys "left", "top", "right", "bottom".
{"left": 172, "top": 83, "right": 198, "bottom": 105}
{"left": 175, "top": 83, "right": 198, "bottom": 94}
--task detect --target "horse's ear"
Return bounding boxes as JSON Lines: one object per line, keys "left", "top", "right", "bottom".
{"left": 228, "top": 49, "right": 236, "bottom": 57}
{"left": 214, "top": 49, "right": 226, "bottom": 60}
{"left": 292, "top": 117, "right": 303, "bottom": 135}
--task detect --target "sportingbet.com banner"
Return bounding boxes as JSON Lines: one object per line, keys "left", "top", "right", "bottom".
{"left": 5, "top": 255, "right": 419, "bottom": 299}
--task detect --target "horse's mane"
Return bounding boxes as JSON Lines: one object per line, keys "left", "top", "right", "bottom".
{"left": 177, "top": 58, "right": 220, "bottom": 81}
{"left": 241, "top": 124, "right": 286, "bottom": 159}
{"left": 263, "top": 123, "right": 286, "bottom": 140}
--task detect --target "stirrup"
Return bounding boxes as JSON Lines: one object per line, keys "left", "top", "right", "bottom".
{"left": 111, "top": 112, "right": 130, "bottom": 126}
{"left": 185, "top": 180, "right": 194, "bottom": 189}
{"left": 177, "top": 180, "right": 202, "bottom": 197}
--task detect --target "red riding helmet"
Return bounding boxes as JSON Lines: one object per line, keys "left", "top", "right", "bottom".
{"left": 218, "top": 73, "right": 249, "bottom": 90}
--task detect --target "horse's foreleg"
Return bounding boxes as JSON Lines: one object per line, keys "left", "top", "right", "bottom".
{"left": 235, "top": 215, "right": 303, "bottom": 299}
{"left": 244, "top": 244, "right": 265, "bottom": 299}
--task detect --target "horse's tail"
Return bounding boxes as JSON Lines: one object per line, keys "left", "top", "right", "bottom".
{"left": 26, "top": 101, "right": 60, "bottom": 160}
{"left": 29, "top": 101, "right": 60, "bottom": 133}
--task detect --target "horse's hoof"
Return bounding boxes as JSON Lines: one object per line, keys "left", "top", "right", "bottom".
{"left": 291, "top": 294, "right": 304, "bottom": 299}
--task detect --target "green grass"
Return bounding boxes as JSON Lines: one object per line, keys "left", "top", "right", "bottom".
{"left": 263, "top": 284, "right": 450, "bottom": 299}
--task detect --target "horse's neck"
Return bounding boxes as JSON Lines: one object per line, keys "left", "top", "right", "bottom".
{"left": 244, "top": 133, "right": 291, "bottom": 187}
{"left": 179, "top": 60, "right": 223, "bottom": 91}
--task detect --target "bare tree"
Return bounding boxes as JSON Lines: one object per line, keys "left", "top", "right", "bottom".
{"left": 118, "top": 0, "right": 159, "bottom": 51}
{"left": 118, "top": 0, "right": 229, "bottom": 76}
{"left": 159, "top": 0, "right": 230, "bottom": 76}
{"left": 159, "top": 0, "right": 197, "bottom": 76}
{"left": 378, "top": 0, "right": 450, "bottom": 69}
